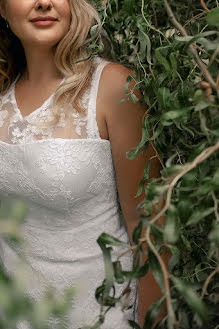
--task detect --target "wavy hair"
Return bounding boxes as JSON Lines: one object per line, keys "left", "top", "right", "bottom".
{"left": 0, "top": 0, "right": 110, "bottom": 127}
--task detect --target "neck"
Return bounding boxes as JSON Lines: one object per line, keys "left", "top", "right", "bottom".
{"left": 20, "top": 44, "right": 63, "bottom": 84}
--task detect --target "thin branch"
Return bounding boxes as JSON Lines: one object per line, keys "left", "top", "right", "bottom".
{"left": 141, "top": 141, "right": 219, "bottom": 328}
{"left": 201, "top": 0, "right": 211, "bottom": 12}
{"left": 151, "top": 141, "right": 219, "bottom": 227}
{"left": 216, "top": 73, "right": 219, "bottom": 90}
{"left": 113, "top": 141, "right": 219, "bottom": 327}
{"left": 142, "top": 0, "right": 170, "bottom": 42}
{"left": 136, "top": 52, "right": 148, "bottom": 80}
{"left": 117, "top": 244, "right": 138, "bottom": 260}
{"left": 183, "top": 13, "right": 204, "bottom": 28}
{"left": 146, "top": 227, "right": 177, "bottom": 327}
{"left": 150, "top": 0, "right": 158, "bottom": 27}
{"left": 150, "top": 140, "right": 165, "bottom": 169}
{"left": 209, "top": 45, "right": 219, "bottom": 68}
{"left": 149, "top": 64, "right": 156, "bottom": 81}
{"left": 201, "top": 267, "right": 219, "bottom": 299}
{"left": 163, "top": 0, "right": 218, "bottom": 94}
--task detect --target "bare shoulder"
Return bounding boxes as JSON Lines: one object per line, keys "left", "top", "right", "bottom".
{"left": 99, "top": 62, "right": 138, "bottom": 98}
{"left": 97, "top": 61, "right": 147, "bottom": 142}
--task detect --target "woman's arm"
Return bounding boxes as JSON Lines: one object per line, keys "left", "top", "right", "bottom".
{"left": 99, "top": 62, "right": 169, "bottom": 327}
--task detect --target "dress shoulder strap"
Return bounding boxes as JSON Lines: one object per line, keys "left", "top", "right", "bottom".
{"left": 86, "top": 56, "right": 111, "bottom": 139}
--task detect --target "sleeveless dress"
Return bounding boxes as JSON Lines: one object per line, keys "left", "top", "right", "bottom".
{"left": 0, "top": 56, "right": 138, "bottom": 329}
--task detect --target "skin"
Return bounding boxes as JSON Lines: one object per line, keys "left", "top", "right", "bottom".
{"left": 0, "top": 0, "right": 169, "bottom": 326}
{"left": 98, "top": 66, "right": 169, "bottom": 326}
{"left": 0, "top": 0, "right": 71, "bottom": 112}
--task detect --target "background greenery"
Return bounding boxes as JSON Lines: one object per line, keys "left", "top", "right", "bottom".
{"left": 0, "top": 0, "right": 218, "bottom": 328}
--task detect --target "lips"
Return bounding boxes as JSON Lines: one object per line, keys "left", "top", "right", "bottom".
{"left": 30, "top": 16, "right": 58, "bottom": 22}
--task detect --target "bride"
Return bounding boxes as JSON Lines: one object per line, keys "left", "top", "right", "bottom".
{"left": 0, "top": 0, "right": 164, "bottom": 328}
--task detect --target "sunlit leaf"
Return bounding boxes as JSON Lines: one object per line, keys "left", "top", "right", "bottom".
{"left": 164, "top": 205, "right": 180, "bottom": 244}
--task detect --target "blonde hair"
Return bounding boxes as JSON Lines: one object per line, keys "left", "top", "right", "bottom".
{"left": 0, "top": 0, "right": 110, "bottom": 127}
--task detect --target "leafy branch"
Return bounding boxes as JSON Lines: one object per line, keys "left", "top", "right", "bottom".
{"left": 144, "top": 141, "right": 219, "bottom": 328}
{"left": 163, "top": 0, "right": 218, "bottom": 95}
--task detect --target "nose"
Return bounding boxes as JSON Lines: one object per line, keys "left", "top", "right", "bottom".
{"left": 35, "top": 0, "right": 53, "bottom": 11}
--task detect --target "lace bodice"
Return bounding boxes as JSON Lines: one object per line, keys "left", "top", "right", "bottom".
{"left": 0, "top": 56, "right": 138, "bottom": 329}
{"left": 0, "top": 56, "right": 107, "bottom": 145}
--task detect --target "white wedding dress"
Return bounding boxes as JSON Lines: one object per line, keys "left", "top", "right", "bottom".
{"left": 0, "top": 56, "right": 138, "bottom": 329}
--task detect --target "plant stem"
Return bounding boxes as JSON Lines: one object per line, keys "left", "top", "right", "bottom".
{"left": 163, "top": 0, "right": 218, "bottom": 95}
{"left": 201, "top": 267, "right": 219, "bottom": 299}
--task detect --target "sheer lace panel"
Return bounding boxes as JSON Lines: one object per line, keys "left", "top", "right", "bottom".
{"left": 0, "top": 56, "right": 111, "bottom": 144}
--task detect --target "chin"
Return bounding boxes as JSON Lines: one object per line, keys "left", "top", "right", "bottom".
{"left": 33, "top": 35, "right": 63, "bottom": 45}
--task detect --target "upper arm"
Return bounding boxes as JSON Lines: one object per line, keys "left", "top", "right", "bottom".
{"left": 100, "top": 63, "right": 161, "bottom": 242}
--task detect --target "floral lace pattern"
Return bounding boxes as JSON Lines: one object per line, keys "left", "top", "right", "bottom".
{"left": 0, "top": 56, "right": 107, "bottom": 144}
{"left": 0, "top": 56, "right": 138, "bottom": 328}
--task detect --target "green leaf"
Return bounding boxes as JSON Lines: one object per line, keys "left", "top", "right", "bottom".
{"left": 151, "top": 225, "right": 163, "bottom": 248}
{"left": 148, "top": 246, "right": 165, "bottom": 293}
{"left": 131, "top": 92, "right": 140, "bottom": 103}
{"left": 192, "top": 181, "right": 214, "bottom": 196}
{"left": 138, "top": 29, "right": 152, "bottom": 65}
{"left": 168, "top": 246, "right": 180, "bottom": 271}
{"left": 157, "top": 87, "right": 171, "bottom": 109}
{"left": 177, "top": 199, "right": 193, "bottom": 223}
{"left": 95, "top": 280, "right": 119, "bottom": 307}
{"left": 175, "top": 31, "right": 219, "bottom": 45}
{"left": 206, "top": 7, "right": 219, "bottom": 27}
{"left": 180, "top": 234, "right": 192, "bottom": 251}
{"left": 186, "top": 207, "right": 214, "bottom": 226}
{"left": 171, "top": 276, "right": 209, "bottom": 321}
{"left": 113, "top": 261, "right": 125, "bottom": 284}
{"left": 194, "top": 100, "right": 212, "bottom": 112}
{"left": 135, "top": 180, "right": 144, "bottom": 198}
{"left": 161, "top": 107, "right": 193, "bottom": 121}
{"left": 122, "top": 259, "right": 149, "bottom": 279}
{"left": 155, "top": 48, "right": 171, "bottom": 72}
{"left": 135, "top": 161, "right": 151, "bottom": 198}
{"left": 126, "top": 123, "right": 150, "bottom": 159}
{"left": 194, "top": 264, "right": 208, "bottom": 282}
{"left": 97, "top": 238, "right": 114, "bottom": 299}
{"left": 198, "top": 37, "right": 219, "bottom": 50}
{"left": 97, "top": 233, "right": 129, "bottom": 247}
{"left": 90, "top": 24, "right": 99, "bottom": 38}
{"left": 133, "top": 259, "right": 149, "bottom": 279}
{"left": 124, "top": 75, "right": 134, "bottom": 95}
{"left": 143, "top": 296, "right": 165, "bottom": 329}
{"left": 164, "top": 205, "right": 180, "bottom": 244}
{"left": 169, "top": 52, "right": 177, "bottom": 77}
{"left": 138, "top": 29, "right": 147, "bottom": 61}
{"left": 150, "top": 122, "right": 163, "bottom": 140}
{"left": 132, "top": 221, "right": 143, "bottom": 244}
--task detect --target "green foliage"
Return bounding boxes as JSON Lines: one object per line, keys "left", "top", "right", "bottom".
{"left": 90, "top": 0, "right": 219, "bottom": 328}
{"left": 0, "top": 0, "right": 219, "bottom": 328}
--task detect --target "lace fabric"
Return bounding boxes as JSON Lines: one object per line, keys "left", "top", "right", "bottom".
{"left": 0, "top": 56, "right": 107, "bottom": 145}
{"left": 0, "top": 56, "right": 138, "bottom": 329}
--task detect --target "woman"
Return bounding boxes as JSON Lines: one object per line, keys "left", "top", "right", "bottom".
{"left": 0, "top": 0, "right": 163, "bottom": 328}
